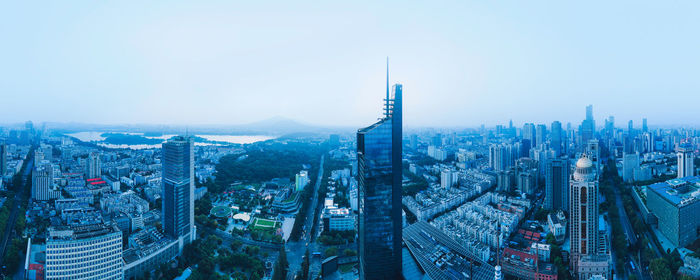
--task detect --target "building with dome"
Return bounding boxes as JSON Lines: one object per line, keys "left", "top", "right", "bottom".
{"left": 569, "top": 154, "right": 600, "bottom": 274}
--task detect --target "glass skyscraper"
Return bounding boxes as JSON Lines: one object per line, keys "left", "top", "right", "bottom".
{"left": 162, "top": 136, "right": 196, "bottom": 248}
{"left": 357, "top": 77, "right": 403, "bottom": 279}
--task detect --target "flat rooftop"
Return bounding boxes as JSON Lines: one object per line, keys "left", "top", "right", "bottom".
{"left": 648, "top": 176, "right": 700, "bottom": 206}
{"left": 403, "top": 221, "right": 494, "bottom": 280}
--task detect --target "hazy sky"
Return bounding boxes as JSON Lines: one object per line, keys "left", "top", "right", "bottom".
{"left": 1, "top": 1, "right": 699, "bottom": 128}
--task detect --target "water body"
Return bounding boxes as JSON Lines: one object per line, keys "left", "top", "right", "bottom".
{"left": 66, "top": 131, "right": 275, "bottom": 149}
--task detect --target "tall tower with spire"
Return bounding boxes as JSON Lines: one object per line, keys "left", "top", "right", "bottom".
{"left": 357, "top": 60, "right": 403, "bottom": 280}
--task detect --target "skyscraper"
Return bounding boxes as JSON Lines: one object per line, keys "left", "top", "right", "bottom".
{"left": 357, "top": 64, "right": 402, "bottom": 280}
{"left": 550, "top": 121, "right": 563, "bottom": 156}
{"left": 579, "top": 105, "right": 595, "bottom": 145}
{"left": 545, "top": 158, "right": 569, "bottom": 211}
{"left": 569, "top": 154, "right": 599, "bottom": 272}
{"left": 535, "top": 124, "right": 547, "bottom": 148}
{"left": 522, "top": 123, "right": 536, "bottom": 148}
{"left": 162, "top": 136, "right": 196, "bottom": 249}
{"left": 642, "top": 118, "right": 648, "bottom": 133}
{"left": 86, "top": 152, "right": 101, "bottom": 179}
{"left": 677, "top": 143, "right": 694, "bottom": 178}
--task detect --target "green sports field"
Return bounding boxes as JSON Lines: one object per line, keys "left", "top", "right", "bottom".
{"left": 252, "top": 218, "right": 277, "bottom": 230}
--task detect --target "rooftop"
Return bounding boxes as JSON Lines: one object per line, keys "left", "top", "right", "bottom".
{"left": 648, "top": 176, "right": 700, "bottom": 206}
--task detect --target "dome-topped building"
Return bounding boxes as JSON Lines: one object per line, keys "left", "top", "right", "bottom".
{"left": 573, "top": 154, "right": 596, "bottom": 181}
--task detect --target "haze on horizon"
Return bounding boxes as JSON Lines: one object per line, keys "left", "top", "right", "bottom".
{"left": 1, "top": 1, "right": 699, "bottom": 128}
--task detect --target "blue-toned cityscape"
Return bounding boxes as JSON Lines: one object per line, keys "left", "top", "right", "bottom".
{"left": 3, "top": 2, "right": 700, "bottom": 280}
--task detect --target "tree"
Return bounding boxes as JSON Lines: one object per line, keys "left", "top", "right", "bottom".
{"left": 343, "top": 249, "right": 357, "bottom": 257}
{"left": 650, "top": 258, "right": 673, "bottom": 280}
{"left": 231, "top": 239, "right": 243, "bottom": 252}
{"left": 272, "top": 246, "right": 288, "bottom": 280}
{"left": 301, "top": 249, "right": 310, "bottom": 280}
{"left": 669, "top": 249, "right": 684, "bottom": 274}
{"left": 324, "top": 247, "right": 338, "bottom": 257}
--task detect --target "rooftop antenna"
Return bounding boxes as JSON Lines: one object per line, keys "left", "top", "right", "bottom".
{"left": 384, "top": 57, "right": 390, "bottom": 118}
{"left": 495, "top": 217, "right": 503, "bottom": 280}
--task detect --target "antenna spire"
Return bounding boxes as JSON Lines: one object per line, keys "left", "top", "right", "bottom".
{"left": 385, "top": 57, "right": 390, "bottom": 117}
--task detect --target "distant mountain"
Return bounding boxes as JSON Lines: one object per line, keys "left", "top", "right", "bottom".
{"left": 235, "top": 116, "right": 321, "bottom": 135}
{"left": 43, "top": 116, "right": 355, "bottom": 136}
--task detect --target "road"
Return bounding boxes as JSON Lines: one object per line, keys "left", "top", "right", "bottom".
{"left": 0, "top": 157, "right": 32, "bottom": 274}
{"left": 614, "top": 188, "right": 646, "bottom": 280}
{"left": 286, "top": 154, "right": 325, "bottom": 279}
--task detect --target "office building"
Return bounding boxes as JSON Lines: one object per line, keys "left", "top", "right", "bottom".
{"left": 545, "top": 158, "right": 569, "bottom": 211}
{"left": 523, "top": 123, "right": 536, "bottom": 149}
{"left": 295, "top": 170, "right": 309, "bottom": 191}
{"left": 622, "top": 153, "right": 639, "bottom": 183}
{"left": 536, "top": 124, "right": 547, "bottom": 148}
{"left": 322, "top": 206, "right": 355, "bottom": 232}
{"left": 410, "top": 134, "right": 418, "bottom": 150}
{"left": 579, "top": 105, "right": 595, "bottom": 145}
{"left": 162, "top": 136, "right": 196, "bottom": 249}
{"left": 646, "top": 177, "right": 700, "bottom": 247}
{"left": 32, "top": 163, "right": 59, "bottom": 201}
{"left": 45, "top": 223, "right": 124, "bottom": 280}
{"left": 569, "top": 154, "right": 599, "bottom": 273}
{"left": 677, "top": 143, "right": 694, "bottom": 178}
{"left": 356, "top": 66, "right": 402, "bottom": 279}
{"left": 551, "top": 121, "right": 563, "bottom": 156}
{"left": 86, "top": 152, "right": 101, "bottom": 179}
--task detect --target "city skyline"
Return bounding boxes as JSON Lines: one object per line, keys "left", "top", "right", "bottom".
{"left": 2, "top": 1, "right": 700, "bottom": 127}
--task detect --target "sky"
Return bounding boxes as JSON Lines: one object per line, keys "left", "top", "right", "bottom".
{"left": 1, "top": 1, "right": 699, "bottom": 128}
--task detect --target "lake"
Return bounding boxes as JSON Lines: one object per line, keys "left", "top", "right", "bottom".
{"left": 66, "top": 132, "right": 275, "bottom": 149}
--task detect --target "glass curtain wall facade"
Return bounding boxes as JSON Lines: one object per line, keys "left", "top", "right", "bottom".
{"left": 357, "top": 83, "right": 403, "bottom": 280}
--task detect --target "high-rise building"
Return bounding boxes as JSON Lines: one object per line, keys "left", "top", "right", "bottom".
{"left": 677, "top": 143, "right": 694, "bottom": 178}
{"left": 642, "top": 118, "right": 648, "bottom": 133}
{"left": 86, "top": 152, "right": 101, "bottom": 179}
{"left": 628, "top": 120, "right": 634, "bottom": 136}
{"left": 579, "top": 105, "right": 595, "bottom": 145}
{"left": 295, "top": 170, "right": 309, "bottom": 191}
{"left": 569, "top": 155, "right": 599, "bottom": 273}
{"left": 550, "top": 121, "right": 563, "bottom": 156}
{"left": 523, "top": 123, "right": 536, "bottom": 148}
{"left": 32, "top": 163, "right": 58, "bottom": 201}
{"left": 45, "top": 223, "right": 124, "bottom": 280}
{"left": 410, "top": 134, "right": 418, "bottom": 150}
{"left": 535, "top": 124, "right": 547, "bottom": 148}
{"left": 162, "top": 136, "right": 196, "bottom": 249}
{"left": 622, "top": 153, "right": 639, "bottom": 183}
{"left": 357, "top": 65, "right": 402, "bottom": 279}
{"left": 545, "top": 158, "right": 569, "bottom": 211}
{"left": 440, "top": 168, "right": 456, "bottom": 189}
{"left": 0, "top": 141, "right": 6, "bottom": 176}
{"left": 329, "top": 134, "right": 340, "bottom": 148}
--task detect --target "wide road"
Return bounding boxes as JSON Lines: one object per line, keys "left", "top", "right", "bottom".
{"left": 0, "top": 157, "right": 32, "bottom": 272}
{"left": 286, "top": 154, "right": 325, "bottom": 279}
{"left": 614, "top": 188, "right": 646, "bottom": 280}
